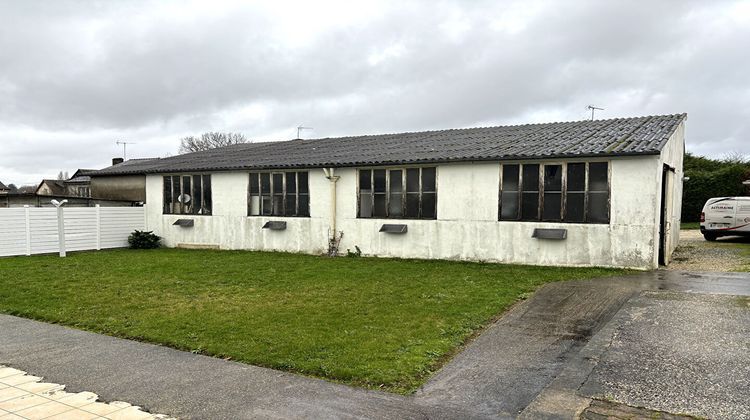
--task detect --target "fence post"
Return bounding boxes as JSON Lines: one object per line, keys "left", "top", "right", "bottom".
{"left": 95, "top": 204, "right": 101, "bottom": 250}
{"left": 24, "top": 205, "right": 31, "bottom": 256}
{"left": 57, "top": 205, "right": 66, "bottom": 257}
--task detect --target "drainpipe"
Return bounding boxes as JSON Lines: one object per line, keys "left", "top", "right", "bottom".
{"left": 322, "top": 168, "right": 340, "bottom": 237}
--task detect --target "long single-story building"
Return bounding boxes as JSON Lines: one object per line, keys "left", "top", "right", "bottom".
{"left": 91, "top": 113, "right": 686, "bottom": 269}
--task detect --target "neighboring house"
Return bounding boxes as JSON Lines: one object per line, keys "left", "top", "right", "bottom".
{"left": 65, "top": 169, "right": 96, "bottom": 198}
{"left": 90, "top": 157, "right": 161, "bottom": 202}
{"left": 90, "top": 114, "right": 686, "bottom": 269}
{"left": 36, "top": 169, "right": 95, "bottom": 198}
{"left": 0, "top": 181, "right": 9, "bottom": 195}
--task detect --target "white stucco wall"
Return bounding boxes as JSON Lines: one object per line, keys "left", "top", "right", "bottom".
{"left": 657, "top": 120, "right": 686, "bottom": 264}
{"left": 144, "top": 150, "right": 681, "bottom": 269}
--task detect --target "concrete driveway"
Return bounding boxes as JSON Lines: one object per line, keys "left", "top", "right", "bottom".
{"left": 1, "top": 271, "right": 748, "bottom": 419}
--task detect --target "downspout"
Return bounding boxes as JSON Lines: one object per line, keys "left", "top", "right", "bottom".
{"left": 323, "top": 168, "right": 341, "bottom": 255}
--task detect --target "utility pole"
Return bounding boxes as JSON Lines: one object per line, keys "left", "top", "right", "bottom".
{"left": 297, "top": 126, "right": 313, "bottom": 139}
{"left": 116, "top": 141, "right": 136, "bottom": 160}
{"left": 587, "top": 105, "right": 604, "bottom": 121}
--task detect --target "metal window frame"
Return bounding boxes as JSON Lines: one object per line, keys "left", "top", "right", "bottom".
{"left": 247, "top": 171, "right": 310, "bottom": 218}
{"left": 499, "top": 160, "right": 610, "bottom": 224}
{"left": 162, "top": 174, "right": 212, "bottom": 216}
{"left": 356, "top": 165, "right": 438, "bottom": 220}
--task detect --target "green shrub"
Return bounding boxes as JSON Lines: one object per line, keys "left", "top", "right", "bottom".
{"left": 682, "top": 153, "right": 749, "bottom": 222}
{"left": 128, "top": 230, "right": 161, "bottom": 249}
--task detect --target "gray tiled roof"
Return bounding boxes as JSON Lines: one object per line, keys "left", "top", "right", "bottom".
{"left": 92, "top": 114, "right": 686, "bottom": 176}
{"left": 0, "top": 181, "right": 8, "bottom": 190}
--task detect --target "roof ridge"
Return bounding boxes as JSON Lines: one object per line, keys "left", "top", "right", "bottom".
{"left": 275, "top": 113, "right": 684, "bottom": 145}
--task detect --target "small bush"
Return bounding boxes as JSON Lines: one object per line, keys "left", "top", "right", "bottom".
{"left": 128, "top": 230, "right": 161, "bottom": 249}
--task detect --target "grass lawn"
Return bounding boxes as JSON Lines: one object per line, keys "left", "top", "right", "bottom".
{"left": 681, "top": 222, "right": 701, "bottom": 230}
{"left": 0, "top": 249, "right": 626, "bottom": 393}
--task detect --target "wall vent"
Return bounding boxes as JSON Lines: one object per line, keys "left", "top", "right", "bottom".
{"left": 379, "top": 224, "right": 408, "bottom": 234}
{"left": 532, "top": 228, "right": 567, "bottom": 240}
{"left": 262, "top": 221, "right": 287, "bottom": 230}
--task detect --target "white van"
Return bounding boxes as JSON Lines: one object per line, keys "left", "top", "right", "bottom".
{"left": 700, "top": 197, "right": 750, "bottom": 241}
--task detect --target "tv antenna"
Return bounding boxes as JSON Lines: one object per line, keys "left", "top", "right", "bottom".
{"left": 587, "top": 105, "right": 604, "bottom": 121}
{"left": 116, "top": 141, "right": 136, "bottom": 160}
{"left": 297, "top": 126, "right": 313, "bottom": 139}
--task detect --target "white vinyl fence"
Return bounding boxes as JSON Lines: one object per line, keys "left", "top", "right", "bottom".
{"left": 0, "top": 205, "right": 145, "bottom": 257}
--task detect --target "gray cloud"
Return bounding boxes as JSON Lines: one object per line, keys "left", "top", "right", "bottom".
{"left": 0, "top": 0, "right": 748, "bottom": 185}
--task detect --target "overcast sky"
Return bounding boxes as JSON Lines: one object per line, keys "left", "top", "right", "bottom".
{"left": 1, "top": 0, "right": 748, "bottom": 185}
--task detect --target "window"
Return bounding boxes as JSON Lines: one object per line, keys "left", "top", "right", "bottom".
{"left": 499, "top": 162, "right": 609, "bottom": 224}
{"left": 163, "top": 175, "right": 212, "bottom": 215}
{"left": 358, "top": 167, "right": 436, "bottom": 219}
{"left": 248, "top": 171, "right": 309, "bottom": 217}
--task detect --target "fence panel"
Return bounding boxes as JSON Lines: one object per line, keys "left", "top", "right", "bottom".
{"left": 0, "top": 206, "right": 144, "bottom": 257}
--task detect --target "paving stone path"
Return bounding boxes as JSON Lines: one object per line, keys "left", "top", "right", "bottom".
{"left": 0, "top": 366, "right": 172, "bottom": 420}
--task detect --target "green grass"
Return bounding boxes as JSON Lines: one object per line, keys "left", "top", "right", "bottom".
{"left": 0, "top": 249, "right": 626, "bottom": 393}
{"left": 681, "top": 222, "right": 701, "bottom": 230}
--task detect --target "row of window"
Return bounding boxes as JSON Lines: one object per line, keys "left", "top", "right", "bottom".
{"left": 499, "top": 162, "right": 609, "bottom": 223}
{"left": 162, "top": 162, "right": 610, "bottom": 223}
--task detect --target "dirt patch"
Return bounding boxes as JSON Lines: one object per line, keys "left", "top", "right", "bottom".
{"left": 667, "top": 230, "right": 750, "bottom": 271}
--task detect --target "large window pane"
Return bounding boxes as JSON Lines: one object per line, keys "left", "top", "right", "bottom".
{"left": 500, "top": 165, "right": 520, "bottom": 220}
{"left": 272, "top": 173, "right": 284, "bottom": 215}
{"left": 542, "top": 165, "right": 562, "bottom": 221}
{"left": 388, "top": 170, "right": 403, "bottom": 217}
{"left": 588, "top": 192, "right": 609, "bottom": 223}
{"left": 521, "top": 193, "right": 539, "bottom": 220}
{"left": 521, "top": 164, "right": 539, "bottom": 221}
{"left": 422, "top": 167, "right": 436, "bottom": 192}
{"left": 373, "top": 170, "right": 386, "bottom": 192}
{"left": 285, "top": 195, "right": 297, "bottom": 216}
{"left": 192, "top": 175, "right": 202, "bottom": 215}
{"left": 405, "top": 194, "right": 419, "bottom": 218}
{"left": 373, "top": 194, "right": 387, "bottom": 217}
{"left": 298, "top": 172, "right": 309, "bottom": 194}
{"left": 360, "top": 192, "right": 373, "bottom": 217}
{"left": 422, "top": 192, "right": 436, "bottom": 219}
{"left": 182, "top": 176, "right": 192, "bottom": 214}
{"left": 202, "top": 175, "right": 212, "bottom": 215}
{"left": 522, "top": 165, "right": 539, "bottom": 191}
{"left": 567, "top": 163, "right": 585, "bottom": 191}
{"left": 587, "top": 162, "right": 609, "bottom": 223}
{"left": 298, "top": 194, "right": 310, "bottom": 217}
{"left": 565, "top": 193, "right": 585, "bottom": 222}
{"left": 272, "top": 173, "right": 283, "bottom": 194}
{"left": 542, "top": 193, "right": 562, "bottom": 221}
{"left": 163, "top": 176, "right": 172, "bottom": 214}
{"left": 406, "top": 168, "right": 419, "bottom": 192}
{"left": 249, "top": 173, "right": 259, "bottom": 194}
{"left": 589, "top": 162, "right": 608, "bottom": 191}
{"left": 286, "top": 172, "right": 297, "bottom": 193}
{"left": 172, "top": 176, "right": 181, "bottom": 214}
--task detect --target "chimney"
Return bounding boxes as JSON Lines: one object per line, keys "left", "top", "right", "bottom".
{"left": 112, "top": 157, "right": 124, "bottom": 165}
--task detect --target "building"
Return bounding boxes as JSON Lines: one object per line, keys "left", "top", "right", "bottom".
{"left": 91, "top": 114, "right": 686, "bottom": 269}
{"left": 0, "top": 181, "right": 10, "bottom": 195}
{"left": 89, "top": 158, "right": 161, "bottom": 202}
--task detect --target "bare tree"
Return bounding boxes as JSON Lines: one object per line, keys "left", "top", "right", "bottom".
{"left": 179, "top": 132, "right": 248, "bottom": 154}
{"left": 57, "top": 171, "right": 69, "bottom": 180}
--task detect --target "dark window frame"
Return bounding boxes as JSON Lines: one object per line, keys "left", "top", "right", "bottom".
{"left": 247, "top": 171, "right": 310, "bottom": 217}
{"left": 498, "top": 161, "right": 610, "bottom": 224}
{"left": 163, "top": 174, "right": 213, "bottom": 215}
{"left": 357, "top": 166, "right": 437, "bottom": 220}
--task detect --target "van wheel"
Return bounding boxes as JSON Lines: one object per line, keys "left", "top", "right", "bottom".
{"left": 703, "top": 233, "right": 717, "bottom": 241}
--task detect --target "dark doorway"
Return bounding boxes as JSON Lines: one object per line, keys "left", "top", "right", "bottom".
{"left": 658, "top": 164, "right": 673, "bottom": 265}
